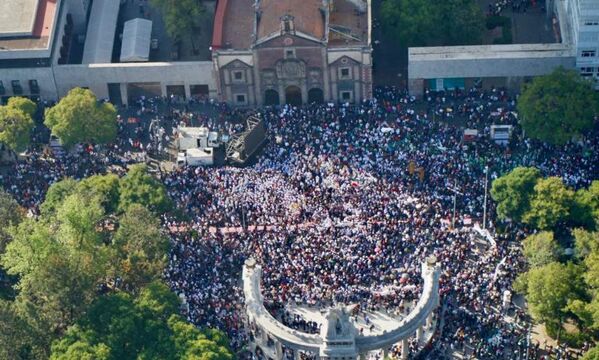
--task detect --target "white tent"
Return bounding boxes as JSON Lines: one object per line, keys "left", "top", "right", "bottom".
{"left": 82, "top": 0, "right": 120, "bottom": 64}
{"left": 120, "top": 18, "right": 153, "bottom": 62}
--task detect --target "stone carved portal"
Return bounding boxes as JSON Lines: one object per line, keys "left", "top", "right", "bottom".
{"left": 276, "top": 60, "right": 306, "bottom": 79}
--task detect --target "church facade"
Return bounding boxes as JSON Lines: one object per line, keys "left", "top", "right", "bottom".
{"left": 211, "top": 0, "right": 372, "bottom": 106}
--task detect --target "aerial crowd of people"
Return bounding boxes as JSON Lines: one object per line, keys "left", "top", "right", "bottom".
{"left": 1, "top": 86, "right": 597, "bottom": 359}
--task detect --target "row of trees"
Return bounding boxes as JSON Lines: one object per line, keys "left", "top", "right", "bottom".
{"left": 491, "top": 167, "right": 599, "bottom": 230}
{"left": 380, "top": 0, "right": 485, "bottom": 47}
{"left": 0, "top": 88, "right": 118, "bottom": 155}
{"left": 0, "top": 165, "right": 232, "bottom": 359}
{"left": 515, "top": 229, "right": 599, "bottom": 352}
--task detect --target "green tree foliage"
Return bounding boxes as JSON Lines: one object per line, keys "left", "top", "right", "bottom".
{"left": 0, "top": 300, "right": 50, "bottom": 360}
{"left": 112, "top": 205, "right": 169, "bottom": 292}
{"left": 524, "top": 177, "right": 574, "bottom": 230}
{"left": 582, "top": 346, "right": 599, "bottom": 360}
{"left": 118, "top": 164, "right": 173, "bottom": 214}
{"left": 517, "top": 67, "right": 599, "bottom": 145}
{"left": 150, "top": 0, "right": 204, "bottom": 42}
{"left": 44, "top": 88, "right": 117, "bottom": 148}
{"left": 0, "top": 105, "right": 35, "bottom": 152}
{"left": 41, "top": 178, "right": 79, "bottom": 216}
{"left": 571, "top": 181, "right": 599, "bottom": 230}
{"left": 78, "top": 174, "right": 121, "bottom": 214}
{"left": 50, "top": 282, "right": 234, "bottom": 360}
{"left": 490, "top": 167, "right": 541, "bottom": 222}
{"left": 7, "top": 97, "right": 37, "bottom": 118}
{"left": 514, "top": 262, "right": 585, "bottom": 324}
{"left": 0, "top": 189, "right": 22, "bottom": 253}
{"left": 3, "top": 192, "right": 109, "bottom": 330}
{"left": 522, "top": 231, "right": 561, "bottom": 268}
{"left": 575, "top": 229, "right": 599, "bottom": 260}
{"left": 380, "top": 0, "right": 484, "bottom": 47}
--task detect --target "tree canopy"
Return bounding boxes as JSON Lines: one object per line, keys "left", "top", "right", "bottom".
{"left": 517, "top": 67, "right": 599, "bottom": 145}
{"left": 522, "top": 231, "right": 561, "bottom": 268}
{"left": 571, "top": 181, "right": 599, "bottom": 230}
{"left": 50, "top": 282, "right": 234, "bottom": 360}
{"left": 524, "top": 177, "right": 574, "bottom": 230}
{"left": 44, "top": 88, "right": 117, "bottom": 148}
{"left": 514, "top": 262, "right": 585, "bottom": 324}
{"left": 6, "top": 97, "right": 37, "bottom": 118}
{"left": 118, "top": 164, "right": 173, "bottom": 214}
{"left": 1, "top": 170, "right": 176, "bottom": 356}
{"left": 490, "top": 167, "right": 541, "bottom": 222}
{"left": 0, "top": 189, "right": 22, "bottom": 254}
{"left": 0, "top": 103, "right": 35, "bottom": 152}
{"left": 380, "top": 0, "right": 484, "bottom": 47}
{"left": 582, "top": 346, "right": 599, "bottom": 360}
{"left": 150, "top": 0, "right": 204, "bottom": 42}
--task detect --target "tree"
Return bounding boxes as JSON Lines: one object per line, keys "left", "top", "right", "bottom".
{"left": 524, "top": 177, "right": 574, "bottom": 230}
{"left": 7, "top": 97, "right": 37, "bottom": 118}
{"left": 0, "top": 190, "right": 22, "bottom": 254}
{"left": 44, "top": 88, "right": 117, "bottom": 148}
{"left": 571, "top": 181, "right": 599, "bottom": 230}
{"left": 41, "top": 178, "right": 79, "bottom": 216}
{"left": 0, "top": 300, "right": 50, "bottom": 360}
{"left": 522, "top": 231, "right": 561, "bottom": 268}
{"left": 582, "top": 346, "right": 599, "bottom": 360}
{"left": 50, "top": 281, "right": 234, "bottom": 360}
{"left": 380, "top": 0, "right": 484, "bottom": 47}
{"left": 574, "top": 229, "right": 599, "bottom": 260}
{"left": 3, "top": 193, "right": 109, "bottom": 330}
{"left": 517, "top": 67, "right": 599, "bottom": 145}
{"left": 78, "top": 174, "right": 121, "bottom": 214}
{"left": 0, "top": 105, "right": 35, "bottom": 152}
{"left": 150, "top": 0, "right": 204, "bottom": 42}
{"left": 118, "top": 164, "right": 173, "bottom": 214}
{"left": 514, "top": 262, "right": 585, "bottom": 324}
{"left": 112, "top": 205, "right": 169, "bottom": 292}
{"left": 490, "top": 167, "right": 541, "bottom": 222}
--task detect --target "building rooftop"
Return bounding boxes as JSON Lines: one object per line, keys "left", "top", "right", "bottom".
{"left": 257, "top": 0, "right": 325, "bottom": 41}
{"left": 0, "top": 0, "right": 40, "bottom": 38}
{"left": 0, "top": 0, "right": 58, "bottom": 51}
{"left": 409, "top": 43, "right": 574, "bottom": 61}
{"left": 328, "top": 0, "right": 369, "bottom": 46}
{"left": 213, "top": 0, "right": 369, "bottom": 50}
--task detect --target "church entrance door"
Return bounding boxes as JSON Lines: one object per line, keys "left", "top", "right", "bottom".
{"left": 285, "top": 86, "right": 302, "bottom": 106}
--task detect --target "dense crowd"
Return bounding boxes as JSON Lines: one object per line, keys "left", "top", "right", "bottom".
{"left": 1, "top": 86, "right": 597, "bottom": 359}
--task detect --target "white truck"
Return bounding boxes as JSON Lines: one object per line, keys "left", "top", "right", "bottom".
{"left": 176, "top": 127, "right": 210, "bottom": 150}
{"left": 177, "top": 148, "right": 214, "bottom": 167}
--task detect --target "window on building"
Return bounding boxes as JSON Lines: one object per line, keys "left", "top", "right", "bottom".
{"left": 584, "top": 20, "right": 599, "bottom": 26}
{"left": 581, "top": 50, "right": 596, "bottom": 57}
{"left": 341, "top": 91, "right": 352, "bottom": 101}
{"left": 29, "top": 80, "right": 39, "bottom": 94}
{"left": 11, "top": 80, "right": 22, "bottom": 95}
{"left": 0, "top": 81, "right": 4, "bottom": 95}
{"left": 233, "top": 71, "right": 244, "bottom": 81}
{"left": 285, "top": 49, "right": 295, "bottom": 59}
{"left": 340, "top": 67, "right": 351, "bottom": 79}
{"left": 235, "top": 94, "right": 246, "bottom": 104}
{"left": 581, "top": 67, "right": 595, "bottom": 77}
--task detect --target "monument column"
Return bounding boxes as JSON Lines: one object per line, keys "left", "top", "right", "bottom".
{"left": 416, "top": 326, "right": 423, "bottom": 342}
{"left": 401, "top": 339, "right": 409, "bottom": 360}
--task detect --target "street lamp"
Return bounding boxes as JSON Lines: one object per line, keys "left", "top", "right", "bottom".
{"left": 448, "top": 183, "right": 463, "bottom": 229}
{"left": 483, "top": 165, "right": 489, "bottom": 230}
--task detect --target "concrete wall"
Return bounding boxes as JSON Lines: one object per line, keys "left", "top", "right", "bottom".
{"left": 0, "top": 67, "right": 57, "bottom": 100}
{"left": 53, "top": 61, "right": 217, "bottom": 103}
{"left": 408, "top": 44, "right": 576, "bottom": 95}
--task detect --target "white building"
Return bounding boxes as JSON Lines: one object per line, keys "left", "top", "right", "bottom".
{"left": 566, "top": 0, "right": 599, "bottom": 79}
{"left": 0, "top": 0, "right": 216, "bottom": 105}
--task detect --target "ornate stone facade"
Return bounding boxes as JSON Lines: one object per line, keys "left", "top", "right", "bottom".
{"left": 212, "top": 0, "right": 373, "bottom": 106}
